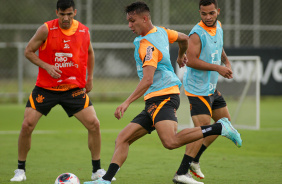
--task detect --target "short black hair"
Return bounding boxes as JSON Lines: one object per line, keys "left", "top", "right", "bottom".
{"left": 125, "top": 1, "right": 150, "bottom": 14}
{"left": 57, "top": 0, "right": 75, "bottom": 11}
{"left": 199, "top": 0, "right": 218, "bottom": 9}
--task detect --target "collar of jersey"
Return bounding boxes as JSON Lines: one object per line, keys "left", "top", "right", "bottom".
{"left": 59, "top": 19, "right": 79, "bottom": 36}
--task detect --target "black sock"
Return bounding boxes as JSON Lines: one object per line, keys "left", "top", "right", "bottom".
{"left": 201, "top": 123, "right": 222, "bottom": 138}
{"left": 102, "top": 163, "right": 119, "bottom": 181}
{"left": 176, "top": 154, "right": 194, "bottom": 175}
{"left": 193, "top": 144, "right": 207, "bottom": 163}
{"left": 18, "top": 160, "right": 26, "bottom": 171}
{"left": 92, "top": 160, "right": 101, "bottom": 173}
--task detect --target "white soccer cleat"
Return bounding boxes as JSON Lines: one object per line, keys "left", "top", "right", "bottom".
{"left": 91, "top": 169, "right": 116, "bottom": 181}
{"left": 10, "top": 169, "right": 26, "bottom": 182}
{"left": 173, "top": 173, "right": 204, "bottom": 184}
{"left": 190, "top": 162, "right": 205, "bottom": 179}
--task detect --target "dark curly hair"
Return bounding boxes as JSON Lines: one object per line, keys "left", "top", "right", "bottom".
{"left": 199, "top": 0, "right": 218, "bottom": 9}
{"left": 125, "top": 1, "right": 150, "bottom": 14}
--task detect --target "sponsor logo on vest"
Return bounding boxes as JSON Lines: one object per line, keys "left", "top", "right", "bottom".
{"left": 57, "top": 77, "right": 77, "bottom": 84}
{"left": 50, "top": 26, "right": 58, "bottom": 30}
{"left": 211, "top": 50, "right": 220, "bottom": 65}
{"left": 64, "top": 43, "right": 70, "bottom": 49}
{"left": 54, "top": 52, "right": 78, "bottom": 68}
{"left": 209, "top": 83, "right": 216, "bottom": 92}
{"left": 79, "top": 29, "right": 86, "bottom": 33}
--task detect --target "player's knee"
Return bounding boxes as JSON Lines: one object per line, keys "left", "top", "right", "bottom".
{"left": 162, "top": 140, "right": 178, "bottom": 150}
{"left": 115, "top": 133, "right": 131, "bottom": 146}
{"left": 87, "top": 117, "right": 100, "bottom": 132}
{"left": 21, "top": 119, "right": 36, "bottom": 134}
{"left": 115, "top": 135, "right": 125, "bottom": 145}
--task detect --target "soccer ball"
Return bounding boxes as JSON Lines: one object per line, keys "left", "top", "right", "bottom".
{"left": 54, "top": 173, "right": 80, "bottom": 184}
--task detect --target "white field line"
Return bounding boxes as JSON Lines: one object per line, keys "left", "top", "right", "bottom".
{"left": 0, "top": 128, "right": 281, "bottom": 135}
{"left": 0, "top": 129, "right": 121, "bottom": 135}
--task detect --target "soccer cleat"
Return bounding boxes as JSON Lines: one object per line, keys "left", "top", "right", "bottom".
{"left": 92, "top": 169, "right": 106, "bottom": 181}
{"left": 88, "top": 178, "right": 111, "bottom": 184}
{"left": 190, "top": 162, "right": 205, "bottom": 179}
{"left": 173, "top": 173, "right": 204, "bottom": 184}
{"left": 91, "top": 169, "right": 116, "bottom": 181}
{"left": 10, "top": 169, "right": 26, "bottom": 182}
{"left": 218, "top": 117, "right": 242, "bottom": 148}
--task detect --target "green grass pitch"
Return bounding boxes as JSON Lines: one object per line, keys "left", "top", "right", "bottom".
{"left": 0, "top": 97, "right": 281, "bottom": 184}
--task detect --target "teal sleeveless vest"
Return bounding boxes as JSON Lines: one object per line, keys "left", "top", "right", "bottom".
{"left": 184, "top": 21, "right": 223, "bottom": 96}
{"left": 133, "top": 26, "right": 181, "bottom": 97}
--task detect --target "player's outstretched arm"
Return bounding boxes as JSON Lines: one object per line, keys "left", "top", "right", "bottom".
{"left": 24, "top": 24, "right": 62, "bottom": 79}
{"left": 114, "top": 65, "right": 156, "bottom": 120}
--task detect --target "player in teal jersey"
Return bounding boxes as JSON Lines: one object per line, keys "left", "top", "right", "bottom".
{"left": 174, "top": 0, "right": 237, "bottom": 183}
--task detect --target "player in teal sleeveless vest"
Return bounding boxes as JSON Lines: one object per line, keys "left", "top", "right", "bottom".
{"left": 183, "top": 21, "right": 223, "bottom": 96}
{"left": 92, "top": 2, "right": 241, "bottom": 184}
{"left": 175, "top": 1, "right": 238, "bottom": 183}
{"left": 133, "top": 26, "right": 182, "bottom": 96}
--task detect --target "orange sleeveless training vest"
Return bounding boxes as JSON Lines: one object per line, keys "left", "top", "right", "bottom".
{"left": 36, "top": 19, "right": 90, "bottom": 89}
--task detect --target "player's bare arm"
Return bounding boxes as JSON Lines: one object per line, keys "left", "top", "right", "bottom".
{"left": 85, "top": 42, "right": 95, "bottom": 93}
{"left": 221, "top": 48, "right": 233, "bottom": 79}
{"left": 187, "top": 33, "right": 232, "bottom": 78}
{"left": 24, "top": 24, "right": 62, "bottom": 79}
{"left": 176, "top": 32, "right": 189, "bottom": 68}
{"left": 114, "top": 65, "right": 156, "bottom": 120}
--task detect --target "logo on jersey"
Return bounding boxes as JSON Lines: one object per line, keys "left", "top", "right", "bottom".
{"left": 54, "top": 52, "right": 78, "bottom": 68}
{"left": 36, "top": 94, "right": 45, "bottom": 103}
{"left": 50, "top": 26, "right": 58, "bottom": 30}
{"left": 62, "top": 40, "right": 71, "bottom": 49}
{"left": 144, "top": 46, "right": 154, "bottom": 63}
{"left": 64, "top": 43, "right": 70, "bottom": 49}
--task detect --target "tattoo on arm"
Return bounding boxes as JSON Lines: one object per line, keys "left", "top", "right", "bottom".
{"left": 221, "top": 52, "right": 227, "bottom": 65}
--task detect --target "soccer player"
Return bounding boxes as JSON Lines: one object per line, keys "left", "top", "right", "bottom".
{"left": 10, "top": 0, "right": 106, "bottom": 182}
{"left": 92, "top": 2, "right": 241, "bottom": 184}
{"left": 174, "top": 0, "right": 235, "bottom": 183}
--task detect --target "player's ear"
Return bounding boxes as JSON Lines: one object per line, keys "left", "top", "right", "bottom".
{"left": 217, "top": 8, "right": 220, "bottom": 15}
{"left": 74, "top": 9, "right": 77, "bottom": 16}
{"left": 144, "top": 15, "right": 150, "bottom": 23}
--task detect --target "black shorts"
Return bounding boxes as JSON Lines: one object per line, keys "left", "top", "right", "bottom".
{"left": 131, "top": 94, "right": 180, "bottom": 134}
{"left": 26, "top": 86, "right": 92, "bottom": 117}
{"left": 188, "top": 90, "right": 226, "bottom": 117}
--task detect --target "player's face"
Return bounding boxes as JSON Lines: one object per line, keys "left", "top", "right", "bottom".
{"left": 199, "top": 4, "right": 220, "bottom": 27}
{"left": 56, "top": 7, "right": 77, "bottom": 30}
{"left": 127, "top": 12, "right": 146, "bottom": 36}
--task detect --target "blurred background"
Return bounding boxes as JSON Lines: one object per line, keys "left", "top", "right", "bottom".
{"left": 0, "top": 0, "right": 281, "bottom": 103}
{"left": 0, "top": 0, "right": 281, "bottom": 128}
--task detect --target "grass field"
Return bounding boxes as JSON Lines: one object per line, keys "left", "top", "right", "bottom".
{"left": 0, "top": 97, "right": 282, "bottom": 184}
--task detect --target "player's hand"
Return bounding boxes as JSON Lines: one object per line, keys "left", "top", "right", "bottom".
{"left": 114, "top": 101, "right": 130, "bottom": 120}
{"left": 177, "top": 54, "right": 188, "bottom": 68}
{"left": 45, "top": 64, "right": 62, "bottom": 79}
{"left": 217, "top": 65, "right": 233, "bottom": 79}
{"left": 85, "top": 78, "right": 93, "bottom": 93}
